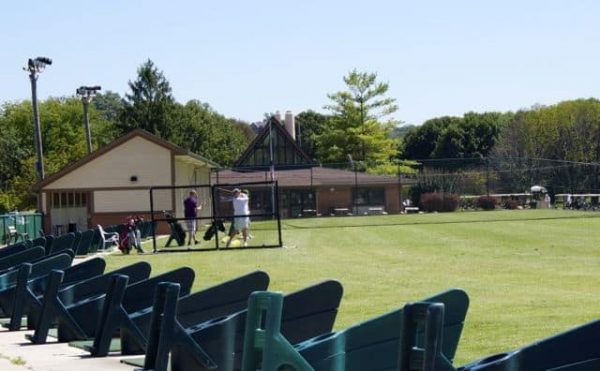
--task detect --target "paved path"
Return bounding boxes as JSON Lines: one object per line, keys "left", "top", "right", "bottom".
{"left": 0, "top": 328, "right": 136, "bottom": 371}
{"left": 0, "top": 244, "right": 150, "bottom": 370}
{"left": 0, "top": 252, "right": 136, "bottom": 371}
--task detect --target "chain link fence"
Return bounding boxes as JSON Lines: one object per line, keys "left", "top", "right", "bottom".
{"left": 214, "top": 157, "right": 600, "bottom": 215}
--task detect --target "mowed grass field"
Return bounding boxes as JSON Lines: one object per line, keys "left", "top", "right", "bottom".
{"left": 103, "top": 209, "right": 600, "bottom": 364}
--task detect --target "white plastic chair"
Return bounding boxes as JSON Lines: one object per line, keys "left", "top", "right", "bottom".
{"left": 97, "top": 224, "right": 119, "bottom": 250}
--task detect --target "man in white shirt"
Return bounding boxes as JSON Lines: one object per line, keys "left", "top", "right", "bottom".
{"left": 225, "top": 188, "right": 250, "bottom": 248}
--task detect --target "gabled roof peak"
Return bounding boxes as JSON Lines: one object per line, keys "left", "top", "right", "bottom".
{"left": 233, "top": 115, "right": 312, "bottom": 169}
{"left": 32, "top": 129, "right": 218, "bottom": 191}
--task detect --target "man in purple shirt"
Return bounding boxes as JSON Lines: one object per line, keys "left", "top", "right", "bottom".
{"left": 183, "top": 190, "right": 202, "bottom": 245}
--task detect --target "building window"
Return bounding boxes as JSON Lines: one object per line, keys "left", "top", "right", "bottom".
{"left": 52, "top": 192, "right": 88, "bottom": 208}
{"left": 353, "top": 188, "right": 385, "bottom": 205}
{"left": 249, "top": 190, "right": 273, "bottom": 211}
{"left": 239, "top": 128, "right": 310, "bottom": 168}
{"left": 52, "top": 193, "right": 60, "bottom": 208}
{"left": 281, "top": 189, "right": 316, "bottom": 216}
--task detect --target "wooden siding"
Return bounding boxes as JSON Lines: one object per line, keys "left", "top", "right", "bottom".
{"left": 94, "top": 189, "right": 172, "bottom": 212}
{"left": 43, "top": 136, "right": 172, "bottom": 190}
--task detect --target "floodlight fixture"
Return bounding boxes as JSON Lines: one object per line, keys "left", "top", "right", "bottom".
{"left": 24, "top": 56, "right": 52, "bottom": 183}
{"left": 25, "top": 57, "right": 52, "bottom": 75}
{"left": 76, "top": 85, "right": 102, "bottom": 154}
{"left": 76, "top": 85, "right": 102, "bottom": 102}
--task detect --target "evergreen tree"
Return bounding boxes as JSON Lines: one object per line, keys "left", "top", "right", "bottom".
{"left": 119, "top": 59, "right": 176, "bottom": 137}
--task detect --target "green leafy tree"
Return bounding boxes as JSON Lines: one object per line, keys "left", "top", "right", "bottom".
{"left": 317, "top": 69, "right": 398, "bottom": 163}
{"left": 432, "top": 120, "right": 467, "bottom": 158}
{"left": 0, "top": 110, "right": 31, "bottom": 212}
{"left": 295, "top": 110, "right": 329, "bottom": 160}
{"left": 169, "top": 100, "right": 249, "bottom": 166}
{"left": 234, "top": 120, "right": 256, "bottom": 143}
{"left": 0, "top": 97, "right": 111, "bottom": 210}
{"left": 92, "top": 91, "right": 123, "bottom": 123}
{"left": 367, "top": 159, "right": 419, "bottom": 176}
{"left": 39, "top": 98, "right": 89, "bottom": 174}
{"left": 461, "top": 112, "right": 512, "bottom": 157}
{"left": 391, "top": 124, "right": 415, "bottom": 139}
{"left": 0, "top": 101, "right": 39, "bottom": 211}
{"left": 402, "top": 117, "right": 457, "bottom": 159}
{"left": 119, "top": 59, "right": 176, "bottom": 137}
{"left": 492, "top": 99, "right": 600, "bottom": 193}
{"left": 401, "top": 112, "right": 511, "bottom": 160}
{"left": 91, "top": 91, "right": 123, "bottom": 146}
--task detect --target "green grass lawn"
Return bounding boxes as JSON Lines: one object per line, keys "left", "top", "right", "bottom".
{"left": 103, "top": 209, "right": 600, "bottom": 365}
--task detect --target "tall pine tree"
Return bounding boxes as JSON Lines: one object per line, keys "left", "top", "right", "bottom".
{"left": 119, "top": 59, "right": 176, "bottom": 137}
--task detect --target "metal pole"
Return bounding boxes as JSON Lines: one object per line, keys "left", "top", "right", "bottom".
{"left": 30, "top": 74, "right": 45, "bottom": 181}
{"left": 82, "top": 99, "right": 92, "bottom": 154}
{"left": 486, "top": 158, "right": 490, "bottom": 196}
{"left": 398, "top": 164, "right": 403, "bottom": 213}
{"left": 211, "top": 184, "right": 220, "bottom": 250}
{"left": 76, "top": 86, "right": 100, "bottom": 155}
{"left": 269, "top": 119, "right": 276, "bottom": 218}
{"left": 275, "top": 181, "right": 283, "bottom": 247}
{"left": 354, "top": 162, "right": 358, "bottom": 214}
{"left": 360, "top": 98, "right": 365, "bottom": 161}
{"left": 310, "top": 166, "right": 315, "bottom": 214}
{"left": 150, "top": 188, "right": 156, "bottom": 253}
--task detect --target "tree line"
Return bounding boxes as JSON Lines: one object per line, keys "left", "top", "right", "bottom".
{"left": 1, "top": 58, "right": 599, "bottom": 212}
{"left": 0, "top": 59, "right": 252, "bottom": 212}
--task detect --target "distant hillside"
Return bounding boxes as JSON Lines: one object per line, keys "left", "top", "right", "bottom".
{"left": 391, "top": 124, "right": 416, "bottom": 138}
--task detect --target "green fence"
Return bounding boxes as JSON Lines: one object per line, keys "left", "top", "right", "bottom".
{"left": 0, "top": 212, "right": 44, "bottom": 244}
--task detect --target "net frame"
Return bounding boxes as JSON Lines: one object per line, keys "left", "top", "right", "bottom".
{"left": 149, "top": 181, "right": 283, "bottom": 253}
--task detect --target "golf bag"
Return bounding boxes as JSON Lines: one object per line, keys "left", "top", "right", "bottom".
{"left": 165, "top": 211, "right": 186, "bottom": 247}
{"left": 203, "top": 219, "right": 226, "bottom": 241}
{"left": 119, "top": 216, "right": 143, "bottom": 254}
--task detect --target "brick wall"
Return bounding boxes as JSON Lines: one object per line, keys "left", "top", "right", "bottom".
{"left": 316, "top": 185, "right": 402, "bottom": 215}
{"left": 385, "top": 184, "right": 401, "bottom": 214}
{"left": 317, "top": 186, "right": 353, "bottom": 215}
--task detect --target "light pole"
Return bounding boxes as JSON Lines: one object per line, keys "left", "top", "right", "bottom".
{"left": 76, "top": 86, "right": 102, "bottom": 154}
{"left": 358, "top": 96, "right": 366, "bottom": 162}
{"left": 24, "top": 57, "right": 52, "bottom": 181}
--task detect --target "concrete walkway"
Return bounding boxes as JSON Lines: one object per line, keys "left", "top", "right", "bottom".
{"left": 0, "top": 240, "right": 161, "bottom": 370}
{"left": 0, "top": 327, "right": 137, "bottom": 371}
{"left": 0, "top": 252, "right": 137, "bottom": 371}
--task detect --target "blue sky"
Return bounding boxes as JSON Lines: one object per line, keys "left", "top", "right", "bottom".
{"left": 2, "top": 1, "right": 599, "bottom": 125}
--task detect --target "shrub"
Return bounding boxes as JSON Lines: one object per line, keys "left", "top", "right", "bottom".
{"left": 420, "top": 192, "right": 459, "bottom": 212}
{"left": 420, "top": 192, "right": 442, "bottom": 212}
{"left": 441, "top": 193, "right": 460, "bottom": 212}
{"left": 476, "top": 195, "right": 497, "bottom": 210}
{"left": 408, "top": 170, "right": 461, "bottom": 206}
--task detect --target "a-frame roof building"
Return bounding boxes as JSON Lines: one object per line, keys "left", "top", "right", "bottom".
{"left": 233, "top": 117, "right": 312, "bottom": 170}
